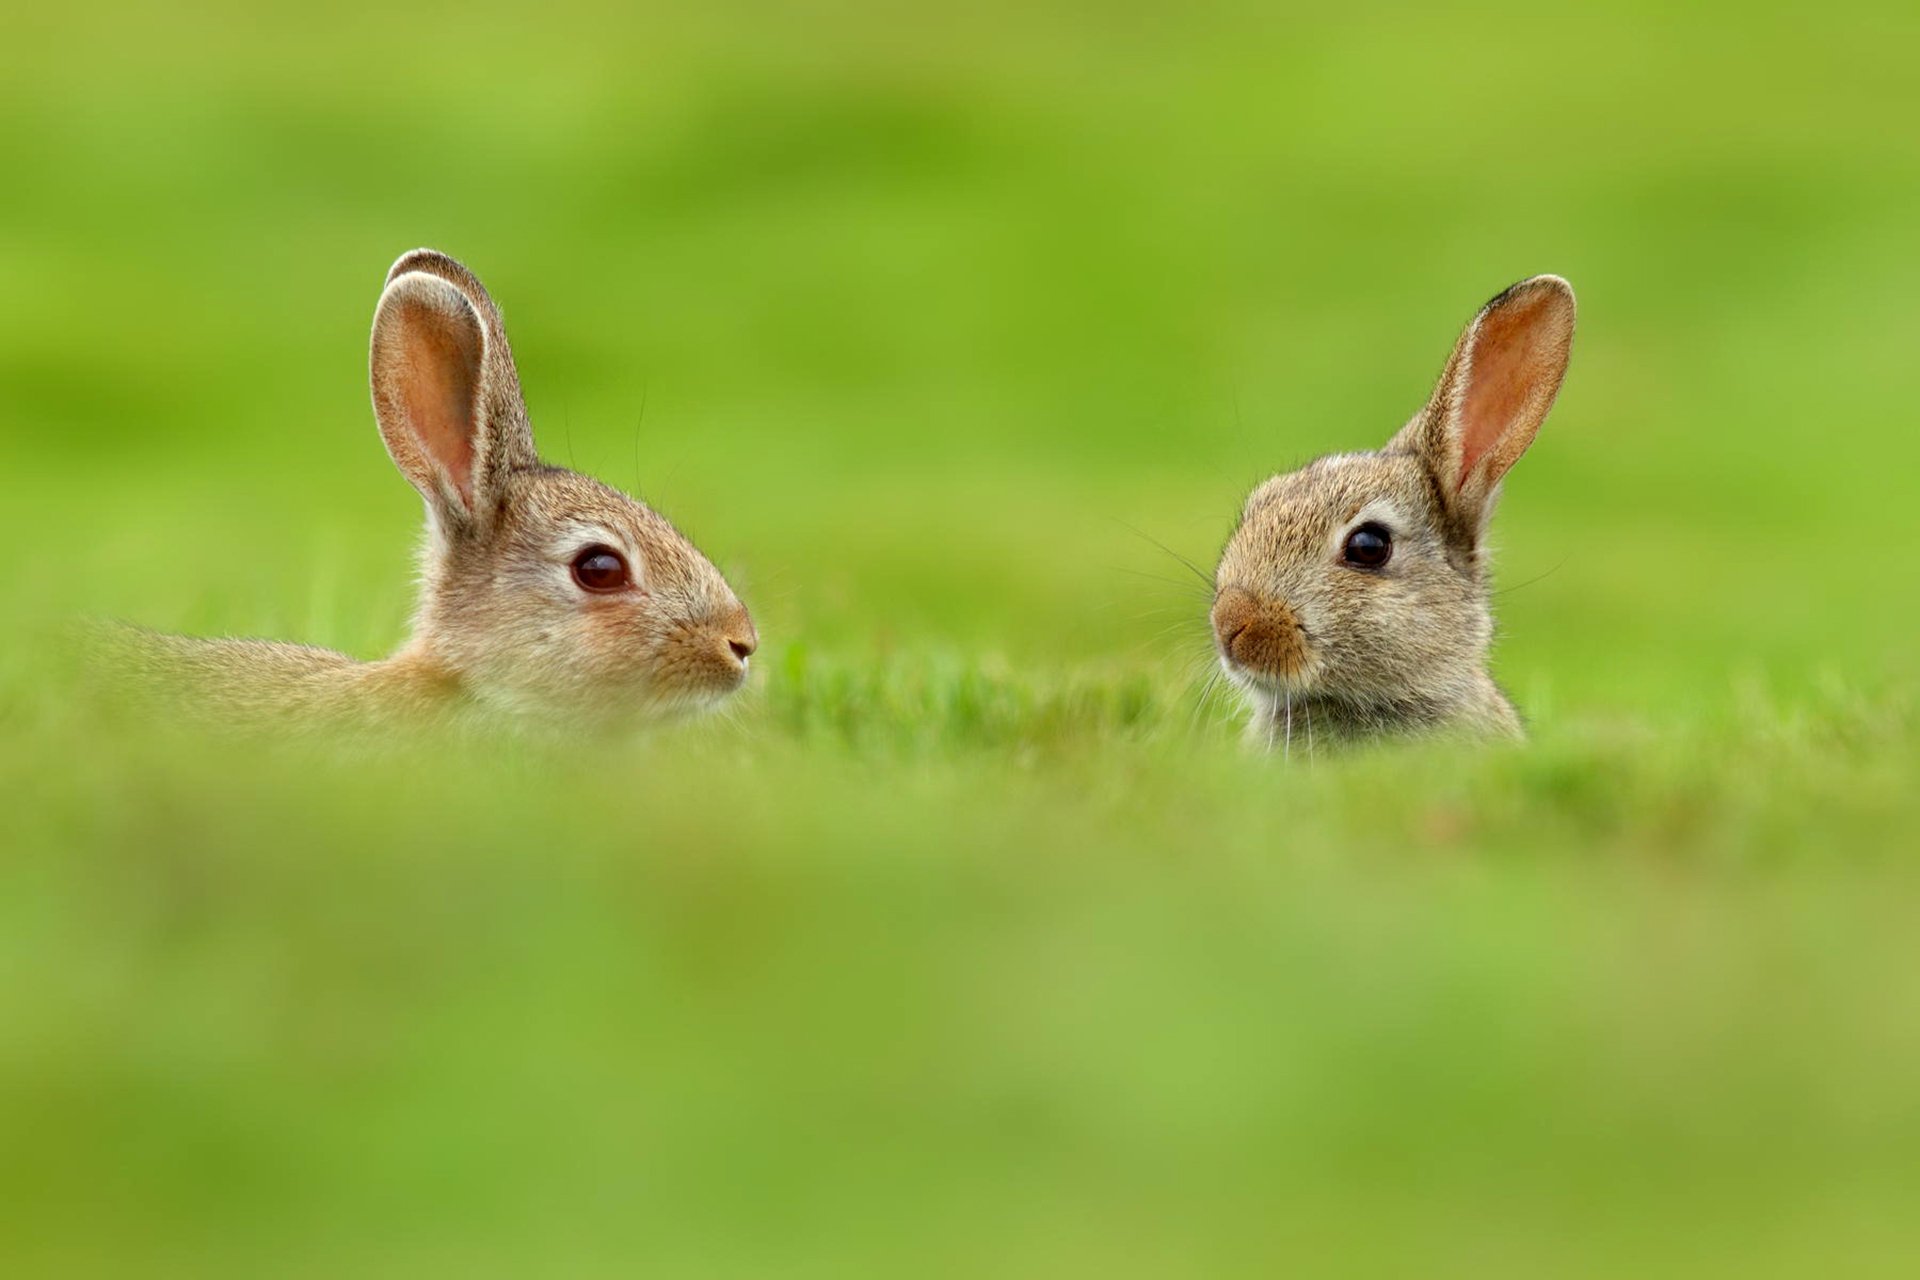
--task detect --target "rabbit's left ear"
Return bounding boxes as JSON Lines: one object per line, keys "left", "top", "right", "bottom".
{"left": 1394, "top": 276, "right": 1575, "bottom": 536}
{"left": 369, "top": 252, "right": 538, "bottom": 534}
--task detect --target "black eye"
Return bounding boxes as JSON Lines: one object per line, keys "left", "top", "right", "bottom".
{"left": 570, "top": 545, "right": 630, "bottom": 592}
{"left": 1342, "top": 522, "right": 1392, "bottom": 570}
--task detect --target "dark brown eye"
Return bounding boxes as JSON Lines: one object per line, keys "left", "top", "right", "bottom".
{"left": 570, "top": 545, "right": 630, "bottom": 592}
{"left": 1342, "top": 522, "right": 1392, "bottom": 570}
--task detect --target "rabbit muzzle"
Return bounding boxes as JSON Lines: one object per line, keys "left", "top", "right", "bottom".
{"left": 1211, "top": 585, "right": 1308, "bottom": 683}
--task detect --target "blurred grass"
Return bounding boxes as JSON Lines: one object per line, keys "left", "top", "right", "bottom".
{"left": 4, "top": 0, "right": 1920, "bottom": 1274}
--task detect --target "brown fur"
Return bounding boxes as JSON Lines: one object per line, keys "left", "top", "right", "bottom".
{"left": 1211, "top": 276, "right": 1576, "bottom": 748}
{"left": 131, "top": 249, "right": 755, "bottom": 732}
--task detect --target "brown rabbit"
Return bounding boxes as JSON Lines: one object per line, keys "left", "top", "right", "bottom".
{"left": 133, "top": 249, "right": 757, "bottom": 730}
{"left": 1210, "top": 276, "right": 1575, "bottom": 747}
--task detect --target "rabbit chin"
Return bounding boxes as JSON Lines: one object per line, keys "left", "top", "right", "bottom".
{"left": 1219, "top": 651, "right": 1322, "bottom": 699}
{"left": 463, "top": 666, "right": 746, "bottom": 729}
{"left": 641, "top": 671, "right": 751, "bottom": 720}
{"left": 1218, "top": 654, "right": 1343, "bottom": 727}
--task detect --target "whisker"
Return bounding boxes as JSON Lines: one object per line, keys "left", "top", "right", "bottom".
{"left": 1111, "top": 566, "right": 1216, "bottom": 598}
{"left": 1112, "top": 520, "right": 1213, "bottom": 590}
{"left": 1491, "top": 558, "right": 1568, "bottom": 597}
{"left": 1190, "top": 667, "right": 1218, "bottom": 736}
{"left": 631, "top": 379, "right": 650, "bottom": 491}
{"left": 1140, "top": 618, "right": 1212, "bottom": 647}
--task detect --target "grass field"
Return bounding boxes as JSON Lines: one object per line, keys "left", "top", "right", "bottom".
{"left": 5, "top": 1, "right": 1920, "bottom": 1274}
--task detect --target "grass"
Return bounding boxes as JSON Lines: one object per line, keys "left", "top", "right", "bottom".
{"left": 7, "top": 668, "right": 1918, "bottom": 1275}
{"left": 5, "top": 0, "right": 1920, "bottom": 1274}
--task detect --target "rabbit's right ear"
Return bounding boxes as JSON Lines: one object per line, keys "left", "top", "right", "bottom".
{"left": 370, "top": 265, "right": 536, "bottom": 532}
{"left": 1393, "top": 276, "right": 1575, "bottom": 540}
{"left": 383, "top": 249, "right": 531, "bottom": 432}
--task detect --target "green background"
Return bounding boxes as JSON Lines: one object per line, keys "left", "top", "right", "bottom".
{"left": 4, "top": 2, "right": 1918, "bottom": 1274}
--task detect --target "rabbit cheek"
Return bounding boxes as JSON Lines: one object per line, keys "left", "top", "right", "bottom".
{"left": 571, "top": 595, "right": 659, "bottom": 668}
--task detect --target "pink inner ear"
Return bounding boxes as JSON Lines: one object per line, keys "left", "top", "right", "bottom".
{"left": 398, "top": 310, "right": 481, "bottom": 504}
{"left": 1455, "top": 289, "right": 1563, "bottom": 493}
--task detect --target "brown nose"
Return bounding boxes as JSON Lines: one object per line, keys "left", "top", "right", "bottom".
{"left": 1211, "top": 586, "right": 1306, "bottom": 678}
{"left": 723, "top": 609, "right": 758, "bottom": 664}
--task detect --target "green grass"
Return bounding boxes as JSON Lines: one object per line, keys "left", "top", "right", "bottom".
{"left": 5, "top": 0, "right": 1920, "bottom": 1274}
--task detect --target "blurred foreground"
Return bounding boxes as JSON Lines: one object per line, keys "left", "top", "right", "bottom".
{"left": 5, "top": 0, "right": 1920, "bottom": 1273}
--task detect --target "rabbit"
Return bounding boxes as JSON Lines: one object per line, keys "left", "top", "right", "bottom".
{"left": 128, "top": 249, "right": 757, "bottom": 731}
{"left": 1208, "top": 275, "right": 1575, "bottom": 747}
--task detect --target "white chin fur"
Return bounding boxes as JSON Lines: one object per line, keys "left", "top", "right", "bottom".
{"left": 1219, "top": 657, "right": 1310, "bottom": 700}
{"left": 469, "top": 677, "right": 740, "bottom": 728}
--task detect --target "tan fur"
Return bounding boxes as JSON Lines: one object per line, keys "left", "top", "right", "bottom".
{"left": 132, "top": 249, "right": 755, "bottom": 732}
{"left": 1211, "top": 276, "right": 1575, "bottom": 747}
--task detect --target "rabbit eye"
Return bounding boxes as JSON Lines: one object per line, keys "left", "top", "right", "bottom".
{"left": 1342, "top": 523, "right": 1392, "bottom": 570}
{"left": 570, "top": 545, "right": 630, "bottom": 593}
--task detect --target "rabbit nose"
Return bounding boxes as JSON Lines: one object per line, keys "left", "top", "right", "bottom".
{"left": 1211, "top": 586, "right": 1306, "bottom": 678}
{"left": 721, "top": 608, "right": 758, "bottom": 663}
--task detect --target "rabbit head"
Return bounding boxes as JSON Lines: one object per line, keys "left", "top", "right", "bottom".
{"left": 1210, "top": 276, "right": 1575, "bottom": 742}
{"left": 370, "top": 249, "right": 755, "bottom": 723}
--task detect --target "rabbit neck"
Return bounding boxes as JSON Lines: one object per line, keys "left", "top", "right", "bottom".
{"left": 354, "top": 642, "right": 471, "bottom": 720}
{"left": 1251, "top": 672, "right": 1522, "bottom": 748}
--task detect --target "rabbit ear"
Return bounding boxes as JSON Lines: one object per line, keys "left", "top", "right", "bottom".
{"left": 383, "top": 249, "right": 533, "bottom": 439}
{"left": 369, "top": 254, "right": 538, "bottom": 530}
{"left": 1394, "top": 276, "right": 1575, "bottom": 537}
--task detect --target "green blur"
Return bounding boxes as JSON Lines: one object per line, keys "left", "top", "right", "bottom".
{"left": 4, "top": 1, "right": 1918, "bottom": 1274}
